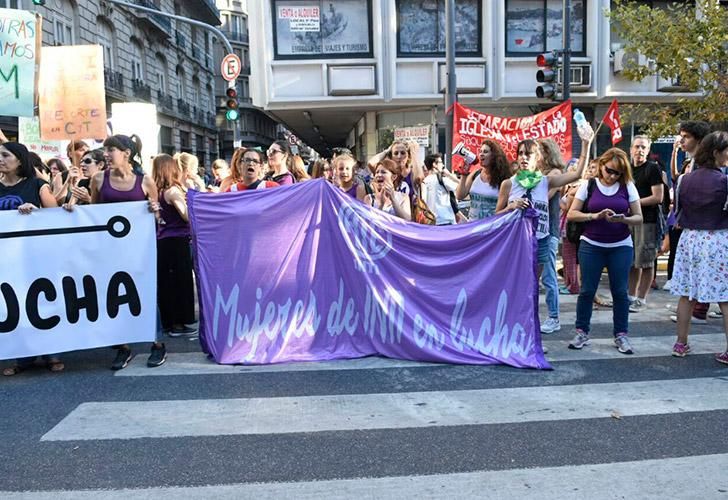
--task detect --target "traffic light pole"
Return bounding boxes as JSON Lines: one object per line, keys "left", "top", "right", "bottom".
{"left": 106, "top": 0, "right": 240, "bottom": 144}
{"left": 444, "top": 0, "right": 457, "bottom": 169}
{"left": 561, "top": 0, "right": 571, "bottom": 101}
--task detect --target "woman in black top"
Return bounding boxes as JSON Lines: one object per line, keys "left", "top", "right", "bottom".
{"left": 0, "top": 142, "right": 62, "bottom": 376}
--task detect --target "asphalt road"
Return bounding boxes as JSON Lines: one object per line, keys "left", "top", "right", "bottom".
{"left": 2, "top": 282, "right": 727, "bottom": 499}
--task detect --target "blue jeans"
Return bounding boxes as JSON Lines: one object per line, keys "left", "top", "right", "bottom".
{"left": 538, "top": 236, "right": 559, "bottom": 319}
{"left": 576, "top": 241, "right": 633, "bottom": 336}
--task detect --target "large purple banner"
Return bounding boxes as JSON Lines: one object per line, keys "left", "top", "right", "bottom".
{"left": 188, "top": 180, "right": 549, "bottom": 369}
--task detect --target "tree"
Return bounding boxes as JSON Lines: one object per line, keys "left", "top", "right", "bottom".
{"left": 609, "top": 0, "right": 728, "bottom": 138}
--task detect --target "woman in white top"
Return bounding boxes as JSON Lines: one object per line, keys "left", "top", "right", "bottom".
{"left": 364, "top": 159, "right": 411, "bottom": 221}
{"left": 456, "top": 139, "right": 511, "bottom": 220}
{"left": 422, "top": 153, "right": 460, "bottom": 225}
{"left": 495, "top": 136, "right": 592, "bottom": 335}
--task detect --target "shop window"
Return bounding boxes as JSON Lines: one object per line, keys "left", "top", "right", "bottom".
{"left": 272, "top": 0, "right": 373, "bottom": 59}
{"left": 396, "top": 0, "right": 481, "bottom": 57}
{"left": 505, "top": 0, "right": 586, "bottom": 56}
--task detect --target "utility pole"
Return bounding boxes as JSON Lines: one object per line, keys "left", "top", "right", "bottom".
{"left": 562, "top": 0, "right": 571, "bottom": 101}
{"left": 444, "top": 0, "right": 457, "bottom": 169}
{"left": 106, "top": 0, "right": 239, "bottom": 145}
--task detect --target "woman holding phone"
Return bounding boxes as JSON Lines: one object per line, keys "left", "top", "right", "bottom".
{"left": 566, "top": 148, "right": 643, "bottom": 354}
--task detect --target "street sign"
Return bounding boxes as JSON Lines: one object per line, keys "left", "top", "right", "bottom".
{"left": 221, "top": 53, "right": 241, "bottom": 82}
{"left": 288, "top": 134, "right": 298, "bottom": 146}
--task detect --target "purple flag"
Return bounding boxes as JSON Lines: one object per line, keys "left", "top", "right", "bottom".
{"left": 188, "top": 180, "right": 549, "bottom": 369}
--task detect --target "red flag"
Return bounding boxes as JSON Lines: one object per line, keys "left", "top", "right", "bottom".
{"left": 604, "top": 99, "right": 623, "bottom": 145}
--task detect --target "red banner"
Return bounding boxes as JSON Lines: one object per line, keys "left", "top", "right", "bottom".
{"left": 604, "top": 99, "right": 623, "bottom": 145}
{"left": 451, "top": 101, "right": 573, "bottom": 172}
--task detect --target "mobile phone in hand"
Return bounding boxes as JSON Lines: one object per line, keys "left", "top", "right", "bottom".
{"left": 611, "top": 213, "right": 625, "bottom": 219}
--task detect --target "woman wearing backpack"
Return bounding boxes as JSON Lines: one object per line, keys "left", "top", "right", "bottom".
{"left": 566, "top": 148, "right": 643, "bottom": 354}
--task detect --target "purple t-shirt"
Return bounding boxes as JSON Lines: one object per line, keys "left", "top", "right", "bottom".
{"left": 576, "top": 179, "right": 639, "bottom": 247}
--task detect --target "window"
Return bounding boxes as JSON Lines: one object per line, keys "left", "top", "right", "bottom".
{"left": 1, "top": 0, "right": 19, "bottom": 8}
{"left": 505, "top": 0, "right": 586, "bottom": 56}
{"left": 396, "top": 0, "right": 481, "bottom": 57}
{"left": 610, "top": 0, "right": 692, "bottom": 48}
{"left": 97, "top": 20, "right": 115, "bottom": 70}
{"left": 156, "top": 55, "right": 168, "bottom": 92}
{"left": 54, "top": 20, "right": 73, "bottom": 45}
{"left": 131, "top": 40, "right": 144, "bottom": 81}
{"left": 176, "top": 65, "right": 186, "bottom": 98}
{"left": 272, "top": 0, "right": 373, "bottom": 59}
{"left": 192, "top": 78, "right": 200, "bottom": 105}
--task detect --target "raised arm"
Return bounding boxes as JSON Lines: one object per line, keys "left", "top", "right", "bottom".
{"left": 456, "top": 168, "right": 479, "bottom": 201}
{"left": 547, "top": 138, "right": 592, "bottom": 190}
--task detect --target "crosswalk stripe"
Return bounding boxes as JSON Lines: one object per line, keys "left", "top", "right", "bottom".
{"left": 41, "top": 377, "right": 728, "bottom": 441}
{"left": 115, "top": 333, "right": 727, "bottom": 377}
{"left": 4, "top": 453, "right": 728, "bottom": 499}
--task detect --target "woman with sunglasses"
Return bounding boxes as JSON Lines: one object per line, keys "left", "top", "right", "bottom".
{"left": 566, "top": 148, "right": 643, "bottom": 354}
{"left": 265, "top": 141, "right": 296, "bottom": 186}
{"left": 58, "top": 148, "right": 106, "bottom": 208}
{"left": 456, "top": 139, "right": 511, "bottom": 220}
{"left": 225, "top": 149, "right": 280, "bottom": 191}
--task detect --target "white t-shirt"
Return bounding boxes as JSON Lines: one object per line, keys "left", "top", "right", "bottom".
{"left": 574, "top": 179, "right": 639, "bottom": 248}
{"left": 509, "top": 175, "right": 550, "bottom": 240}
{"left": 469, "top": 174, "right": 500, "bottom": 220}
{"left": 422, "top": 173, "right": 458, "bottom": 225}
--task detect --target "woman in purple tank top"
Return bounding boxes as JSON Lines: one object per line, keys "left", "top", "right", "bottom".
{"left": 89, "top": 134, "right": 167, "bottom": 370}
{"left": 153, "top": 155, "right": 196, "bottom": 337}
{"left": 333, "top": 153, "right": 366, "bottom": 200}
{"left": 566, "top": 148, "right": 643, "bottom": 354}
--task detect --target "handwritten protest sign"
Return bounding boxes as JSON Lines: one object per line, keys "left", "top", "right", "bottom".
{"left": 39, "top": 45, "right": 107, "bottom": 141}
{"left": 18, "top": 116, "right": 63, "bottom": 158}
{"left": 452, "top": 101, "right": 573, "bottom": 171}
{"left": 0, "top": 8, "right": 39, "bottom": 117}
{"left": 394, "top": 126, "right": 430, "bottom": 147}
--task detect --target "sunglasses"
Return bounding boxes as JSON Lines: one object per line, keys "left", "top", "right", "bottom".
{"left": 604, "top": 166, "right": 622, "bottom": 177}
{"left": 391, "top": 151, "right": 408, "bottom": 156}
{"left": 267, "top": 149, "right": 283, "bottom": 156}
{"left": 81, "top": 158, "right": 96, "bottom": 165}
{"left": 243, "top": 158, "right": 262, "bottom": 165}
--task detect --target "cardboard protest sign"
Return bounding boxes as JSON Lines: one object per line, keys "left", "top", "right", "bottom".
{"left": 394, "top": 126, "right": 430, "bottom": 147}
{"left": 39, "top": 45, "right": 107, "bottom": 141}
{"left": 0, "top": 8, "right": 40, "bottom": 117}
{"left": 452, "top": 101, "right": 573, "bottom": 172}
{"left": 18, "top": 116, "right": 64, "bottom": 158}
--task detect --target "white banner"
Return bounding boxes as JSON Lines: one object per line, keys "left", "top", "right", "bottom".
{"left": 394, "top": 126, "right": 430, "bottom": 147}
{"left": 0, "top": 202, "right": 157, "bottom": 360}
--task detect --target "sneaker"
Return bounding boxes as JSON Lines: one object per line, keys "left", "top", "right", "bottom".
{"left": 669, "top": 315, "right": 708, "bottom": 325}
{"left": 629, "top": 298, "right": 645, "bottom": 313}
{"left": 568, "top": 329, "right": 590, "bottom": 350}
{"left": 111, "top": 348, "right": 133, "bottom": 371}
{"left": 665, "top": 303, "right": 678, "bottom": 312}
{"left": 716, "top": 351, "right": 728, "bottom": 365}
{"left": 662, "top": 279, "right": 672, "bottom": 291}
{"left": 708, "top": 311, "right": 724, "bottom": 319}
{"left": 541, "top": 317, "right": 561, "bottom": 334}
{"left": 147, "top": 343, "right": 167, "bottom": 368}
{"left": 672, "top": 342, "right": 691, "bottom": 357}
{"left": 168, "top": 325, "right": 198, "bottom": 337}
{"left": 614, "top": 334, "right": 634, "bottom": 355}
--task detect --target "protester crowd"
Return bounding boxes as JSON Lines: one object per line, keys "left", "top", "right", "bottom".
{"left": 1, "top": 119, "right": 727, "bottom": 376}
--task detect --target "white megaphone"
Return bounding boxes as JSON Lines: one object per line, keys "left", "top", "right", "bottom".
{"left": 452, "top": 141, "right": 477, "bottom": 165}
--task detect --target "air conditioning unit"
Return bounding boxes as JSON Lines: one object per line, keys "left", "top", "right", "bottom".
{"left": 557, "top": 64, "right": 592, "bottom": 92}
{"left": 657, "top": 75, "right": 689, "bottom": 92}
{"left": 613, "top": 49, "right": 647, "bottom": 74}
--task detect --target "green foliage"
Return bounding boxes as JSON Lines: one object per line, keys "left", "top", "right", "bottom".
{"left": 609, "top": 0, "right": 728, "bottom": 137}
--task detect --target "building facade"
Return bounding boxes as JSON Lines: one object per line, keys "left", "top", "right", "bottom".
{"left": 247, "top": 0, "right": 702, "bottom": 160}
{"left": 213, "top": 0, "right": 280, "bottom": 160}
{"left": 1, "top": 0, "right": 221, "bottom": 167}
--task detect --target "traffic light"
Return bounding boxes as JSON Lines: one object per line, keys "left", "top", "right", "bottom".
{"left": 536, "top": 52, "right": 560, "bottom": 100}
{"left": 32, "top": 0, "right": 46, "bottom": 5}
{"left": 225, "top": 87, "right": 239, "bottom": 121}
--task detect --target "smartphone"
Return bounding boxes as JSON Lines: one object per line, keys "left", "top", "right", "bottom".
{"left": 611, "top": 213, "right": 625, "bottom": 219}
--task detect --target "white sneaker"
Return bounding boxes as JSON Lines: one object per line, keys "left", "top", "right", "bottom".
{"left": 541, "top": 317, "right": 561, "bottom": 334}
{"left": 629, "top": 298, "right": 646, "bottom": 313}
{"left": 662, "top": 280, "right": 672, "bottom": 291}
{"left": 670, "top": 315, "right": 708, "bottom": 325}
{"left": 708, "top": 311, "right": 723, "bottom": 319}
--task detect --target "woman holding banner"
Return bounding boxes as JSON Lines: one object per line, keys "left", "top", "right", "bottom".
{"left": 88, "top": 134, "right": 167, "bottom": 370}
{"left": 495, "top": 134, "right": 593, "bottom": 336}
{"left": 364, "top": 159, "right": 411, "bottom": 221}
{"left": 566, "top": 148, "right": 643, "bottom": 354}
{"left": 455, "top": 140, "right": 510, "bottom": 220}
{"left": 1, "top": 142, "right": 63, "bottom": 376}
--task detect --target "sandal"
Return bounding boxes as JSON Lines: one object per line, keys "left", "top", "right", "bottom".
{"left": 594, "top": 294, "right": 613, "bottom": 308}
{"left": 2, "top": 366, "right": 22, "bottom": 376}
{"left": 47, "top": 361, "right": 65, "bottom": 373}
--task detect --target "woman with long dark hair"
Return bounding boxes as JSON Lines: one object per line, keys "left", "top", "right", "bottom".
{"left": 265, "top": 140, "right": 296, "bottom": 185}
{"left": 89, "top": 134, "right": 167, "bottom": 370}
{"left": 455, "top": 139, "right": 511, "bottom": 220}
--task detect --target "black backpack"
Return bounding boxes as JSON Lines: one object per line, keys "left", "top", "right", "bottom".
{"left": 565, "top": 178, "right": 597, "bottom": 244}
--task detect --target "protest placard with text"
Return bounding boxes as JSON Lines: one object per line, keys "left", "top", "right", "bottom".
{"left": 0, "top": 8, "right": 39, "bottom": 117}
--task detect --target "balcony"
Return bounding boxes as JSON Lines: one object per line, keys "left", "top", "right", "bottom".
{"left": 221, "top": 30, "right": 248, "bottom": 44}
{"left": 186, "top": 0, "right": 220, "bottom": 26}
{"left": 104, "top": 68, "right": 124, "bottom": 94}
{"left": 178, "top": 99, "right": 191, "bottom": 116}
{"left": 131, "top": 79, "right": 152, "bottom": 101}
{"left": 131, "top": 0, "right": 172, "bottom": 37}
{"left": 175, "top": 31, "right": 187, "bottom": 52}
{"left": 157, "top": 90, "right": 174, "bottom": 111}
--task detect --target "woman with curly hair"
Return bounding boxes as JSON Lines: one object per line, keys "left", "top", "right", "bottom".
{"left": 455, "top": 139, "right": 511, "bottom": 220}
